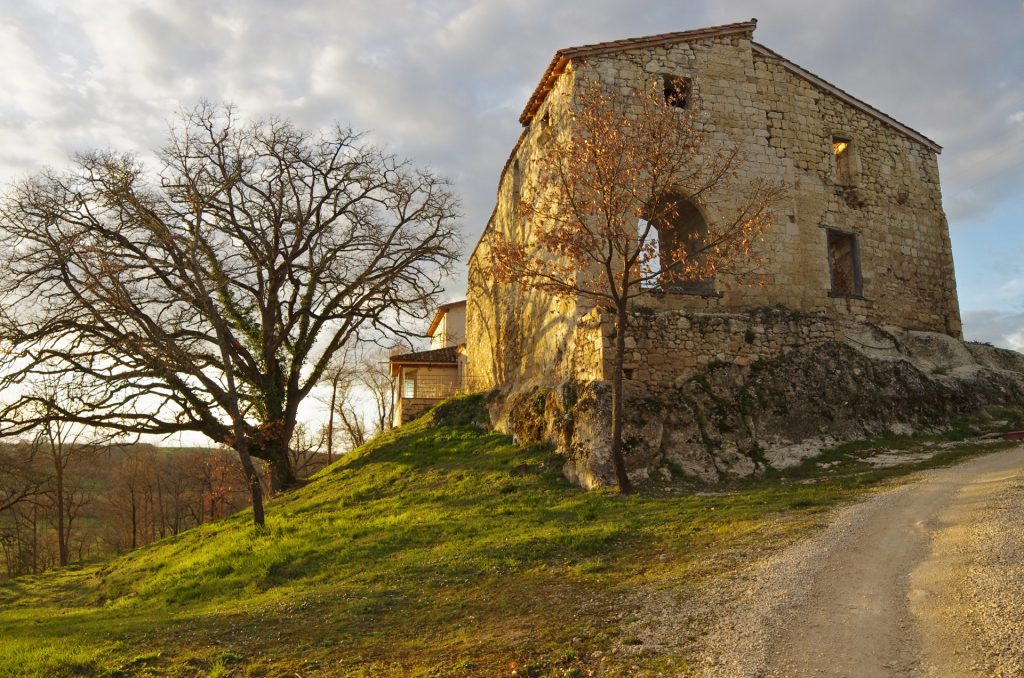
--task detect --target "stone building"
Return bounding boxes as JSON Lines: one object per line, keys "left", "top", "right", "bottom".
{"left": 389, "top": 301, "right": 468, "bottom": 426}
{"left": 465, "top": 19, "right": 962, "bottom": 393}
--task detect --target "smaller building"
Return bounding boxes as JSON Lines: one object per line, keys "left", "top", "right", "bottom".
{"left": 427, "top": 300, "right": 467, "bottom": 349}
{"left": 389, "top": 301, "right": 471, "bottom": 426}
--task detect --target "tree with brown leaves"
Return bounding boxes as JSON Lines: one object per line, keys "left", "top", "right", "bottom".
{"left": 483, "top": 76, "right": 783, "bottom": 493}
{"left": 0, "top": 103, "right": 461, "bottom": 526}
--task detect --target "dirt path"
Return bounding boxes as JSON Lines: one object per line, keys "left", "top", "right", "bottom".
{"left": 697, "top": 446, "right": 1024, "bottom": 677}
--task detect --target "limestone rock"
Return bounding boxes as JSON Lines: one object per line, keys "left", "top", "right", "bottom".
{"left": 500, "top": 328, "right": 1024, "bottom": 490}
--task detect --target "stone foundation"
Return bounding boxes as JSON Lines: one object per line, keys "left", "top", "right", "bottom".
{"left": 497, "top": 312, "right": 1024, "bottom": 488}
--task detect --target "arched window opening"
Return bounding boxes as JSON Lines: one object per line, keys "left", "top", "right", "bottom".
{"left": 643, "top": 195, "right": 713, "bottom": 294}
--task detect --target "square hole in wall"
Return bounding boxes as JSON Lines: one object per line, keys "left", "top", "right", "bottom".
{"left": 662, "top": 75, "right": 691, "bottom": 109}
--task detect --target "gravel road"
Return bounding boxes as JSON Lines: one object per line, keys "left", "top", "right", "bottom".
{"left": 693, "top": 446, "right": 1024, "bottom": 677}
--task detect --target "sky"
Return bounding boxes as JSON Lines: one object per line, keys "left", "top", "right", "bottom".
{"left": 0, "top": 0, "right": 1022, "bottom": 440}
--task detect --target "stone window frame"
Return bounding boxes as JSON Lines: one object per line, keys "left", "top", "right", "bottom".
{"left": 822, "top": 226, "right": 866, "bottom": 299}
{"left": 536, "top": 109, "right": 553, "bottom": 146}
{"left": 830, "top": 132, "right": 857, "bottom": 186}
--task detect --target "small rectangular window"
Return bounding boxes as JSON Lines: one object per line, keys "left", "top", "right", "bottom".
{"left": 827, "top": 229, "right": 862, "bottom": 297}
{"left": 403, "top": 371, "right": 416, "bottom": 398}
{"left": 832, "top": 136, "right": 852, "bottom": 185}
{"left": 662, "top": 75, "right": 691, "bottom": 109}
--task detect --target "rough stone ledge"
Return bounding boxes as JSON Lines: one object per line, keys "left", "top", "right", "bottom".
{"left": 493, "top": 314, "right": 1024, "bottom": 489}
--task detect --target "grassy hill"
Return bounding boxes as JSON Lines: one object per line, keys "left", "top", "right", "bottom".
{"left": 0, "top": 395, "right": 1015, "bottom": 677}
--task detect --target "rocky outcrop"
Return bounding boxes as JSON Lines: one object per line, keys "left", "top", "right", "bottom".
{"left": 499, "top": 325, "right": 1024, "bottom": 488}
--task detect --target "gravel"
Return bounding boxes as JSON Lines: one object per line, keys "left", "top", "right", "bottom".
{"left": 612, "top": 447, "right": 1024, "bottom": 677}
{"left": 913, "top": 476, "right": 1024, "bottom": 677}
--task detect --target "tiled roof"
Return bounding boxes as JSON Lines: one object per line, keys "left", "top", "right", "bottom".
{"left": 389, "top": 346, "right": 459, "bottom": 364}
{"left": 519, "top": 20, "right": 759, "bottom": 125}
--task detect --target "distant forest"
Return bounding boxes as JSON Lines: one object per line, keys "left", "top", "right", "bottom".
{"left": 0, "top": 442, "right": 329, "bottom": 579}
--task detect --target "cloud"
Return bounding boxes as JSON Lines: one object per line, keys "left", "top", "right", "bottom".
{"left": 0, "top": 0, "right": 1021, "bottom": 289}
{"left": 962, "top": 310, "right": 1024, "bottom": 352}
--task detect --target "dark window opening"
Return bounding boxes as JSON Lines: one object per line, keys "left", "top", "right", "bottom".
{"left": 641, "top": 194, "right": 713, "bottom": 295}
{"left": 832, "top": 135, "right": 853, "bottom": 185}
{"left": 662, "top": 75, "right": 691, "bottom": 109}
{"left": 538, "top": 111, "right": 552, "bottom": 145}
{"left": 623, "top": 368, "right": 635, "bottom": 380}
{"left": 827, "top": 229, "right": 863, "bottom": 297}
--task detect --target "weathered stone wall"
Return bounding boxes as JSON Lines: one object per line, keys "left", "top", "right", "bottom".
{"left": 609, "top": 308, "right": 840, "bottom": 390}
{"left": 579, "top": 32, "right": 960, "bottom": 336}
{"left": 504, "top": 326, "right": 1024, "bottom": 490}
{"left": 466, "top": 64, "right": 585, "bottom": 388}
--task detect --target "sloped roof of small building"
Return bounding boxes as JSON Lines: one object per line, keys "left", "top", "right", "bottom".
{"left": 389, "top": 346, "right": 459, "bottom": 365}
{"left": 518, "top": 19, "right": 940, "bottom": 153}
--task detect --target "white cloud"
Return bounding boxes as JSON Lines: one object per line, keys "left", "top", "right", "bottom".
{"left": 998, "top": 277, "right": 1024, "bottom": 299}
{"left": 963, "top": 310, "right": 1024, "bottom": 353}
{"left": 0, "top": 0, "right": 1021, "bottom": 273}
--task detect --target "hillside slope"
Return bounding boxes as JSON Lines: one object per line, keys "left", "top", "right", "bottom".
{"left": 0, "top": 395, "right": 1017, "bottom": 677}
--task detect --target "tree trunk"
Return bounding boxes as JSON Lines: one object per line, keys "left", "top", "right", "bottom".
{"left": 248, "top": 473, "right": 265, "bottom": 528}
{"left": 235, "top": 447, "right": 266, "bottom": 528}
{"left": 129, "top": 488, "right": 137, "bottom": 550}
{"left": 264, "top": 439, "right": 297, "bottom": 492}
{"left": 54, "top": 455, "right": 67, "bottom": 566}
{"left": 326, "top": 379, "right": 337, "bottom": 464}
{"left": 609, "top": 303, "right": 633, "bottom": 494}
{"left": 31, "top": 504, "right": 38, "bottom": 573}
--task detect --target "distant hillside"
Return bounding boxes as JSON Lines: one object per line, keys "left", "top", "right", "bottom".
{"left": 0, "top": 395, "right": 1017, "bottom": 677}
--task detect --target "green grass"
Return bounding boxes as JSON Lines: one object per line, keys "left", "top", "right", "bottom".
{"left": 0, "top": 395, "right": 1018, "bottom": 677}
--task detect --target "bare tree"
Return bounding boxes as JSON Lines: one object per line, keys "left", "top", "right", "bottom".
{"left": 335, "top": 396, "right": 370, "bottom": 452}
{"left": 361, "top": 355, "right": 396, "bottom": 436}
{"left": 0, "top": 103, "right": 460, "bottom": 526}
{"left": 318, "top": 352, "right": 359, "bottom": 464}
{"left": 0, "top": 435, "right": 48, "bottom": 576}
{"left": 318, "top": 347, "right": 394, "bottom": 460}
{"left": 29, "top": 379, "right": 103, "bottom": 566}
{"left": 288, "top": 423, "right": 327, "bottom": 478}
{"left": 483, "top": 77, "right": 783, "bottom": 493}
{"left": 0, "top": 439, "right": 44, "bottom": 514}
